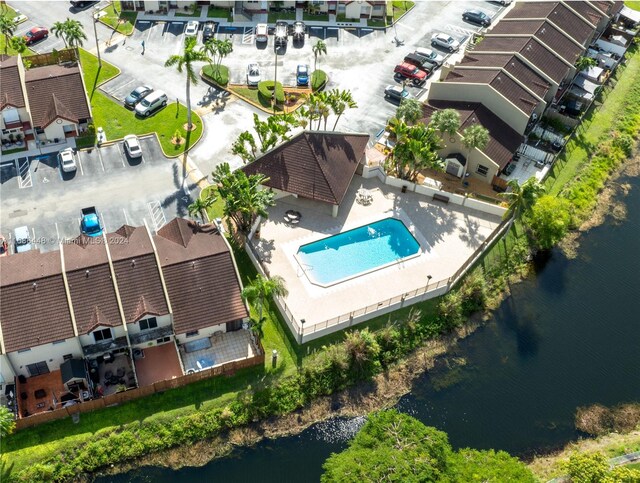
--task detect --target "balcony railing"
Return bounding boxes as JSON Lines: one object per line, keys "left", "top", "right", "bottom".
{"left": 129, "top": 325, "right": 174, "bottom": 346}
{"left": 83, "top": 336, "right": 129, "bottom": 356}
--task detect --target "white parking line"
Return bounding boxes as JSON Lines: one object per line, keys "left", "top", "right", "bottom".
{"left": 55, "top": 222, "right": 60, "bottom": 242}
{"left": 117, "top": 145, "right": 126, "bottom": 167}
{"left": 77, "top": 153, "right": 85, "bottom": 176}
{"left": 243, "top": 27, "right": 255, "bottom": 44}
{"left": 17, "top": 158, "right": 32, "bottom": 189}
{"left": 123, "top": 208, "right": 130, "bottom": 225}
{"left": 443, "top": 23, "right": 476, "bottom": 37}
{"left": 97, "top": 149, "right": 106, "bottom": 171}
{"left": 147, "top": 201, "right": 166, "bottom": 233}
{"left": 100, "top": 212, "right": 108, "bottom": 233}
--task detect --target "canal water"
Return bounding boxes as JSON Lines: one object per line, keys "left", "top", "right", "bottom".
{"left": 102, "top": 176, "right": 640, "bottom": 482}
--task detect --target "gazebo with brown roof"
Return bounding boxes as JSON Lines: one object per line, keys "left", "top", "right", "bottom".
{"left": 242, "top": 131, "right": 370, "bottom": 217}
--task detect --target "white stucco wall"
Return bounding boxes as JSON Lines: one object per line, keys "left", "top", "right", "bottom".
{"left": 7, "top": 338, "right": 83, "bottom": 378}
{"left": 78, "top": 325, "right": 128, "bottom": 348}
{"left": 0, "top": 354, "right": 16, "bottom": 386}
{"left": 175, "top": 322, "right": 227, "bottom": 344}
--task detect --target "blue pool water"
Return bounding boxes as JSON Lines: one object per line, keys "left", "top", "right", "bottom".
{"left": 296, "top": 218, "right": 420, "bottom": 286}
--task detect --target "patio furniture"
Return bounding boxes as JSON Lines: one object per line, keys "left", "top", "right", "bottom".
{"left": 356, "top": 189, "right": 373, "bottom": 206}
{"left": 284, "top": 210, "right": 302, "bottom": 224}
{"left": 212, "top": 330, "right": 224, "bottom": 344}
{"left": 104, "top": 370, "right": 113, "bottom": 380}
{"left": 116, "top": 367, "right": 125, "bottom": 378}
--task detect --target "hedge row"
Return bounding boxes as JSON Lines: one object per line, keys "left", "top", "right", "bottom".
{"left": 311, "top": 69, "right": 327, "bottom": 92}
{"left": 257, "top": 81, "right": 285, "bottom": 104}
{"left": 202, "top": 64, "right": 229, "bottom": 86}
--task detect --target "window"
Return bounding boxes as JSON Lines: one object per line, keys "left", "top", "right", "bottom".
{"left": 17, "top": 348, "right": 31, "bottom": 353}
{"left": 185, "top": 330, "right": 199, "bottom": 338}
{"left": 63, "top": 354, "right": 73, "bottom": 361}
{"left": 139, "top": 317, "right": 158, "bottom": 331}
{"left": 157, "top": 336, "right": 171, "bottom": 345}
{"left": 53, "top": 339, "right": 66, "bottom": 345}
{"left": 476, "top": 164, "right": 489, "bottom": 177}
{"left": 93, "top": 328, "right": 113, "bottom": 342}
{"left": 26, "top": 361, "right": 49, "bottom": 377}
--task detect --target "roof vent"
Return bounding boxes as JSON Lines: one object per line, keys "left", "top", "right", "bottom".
{"left": 33, "top": 282, "right": 37, "bottom": 290}
{"left": 85, "top": 269, "right": 90, "bottom": 278}
{"left": 192, "top": 261, "right": 196, "bottom": 269}
{"left": 131, "top": 259, "right": 136, "bottom": 267}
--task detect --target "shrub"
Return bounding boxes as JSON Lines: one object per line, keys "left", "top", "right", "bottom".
{"left": 311, "top": 69, "right": 327, "bottom": 91}
{"left": 257, "top": 80, "right": 285, "bottom": 104}
{"left": 202, "top": 64, "right": 229, "bottom": 86}
{"left": 344, "top": 329, "right": 381, "bottom": 379}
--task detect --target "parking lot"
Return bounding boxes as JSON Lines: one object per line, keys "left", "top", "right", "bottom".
{"left": 0, "top": 136, "right": 201, "bottom": 254}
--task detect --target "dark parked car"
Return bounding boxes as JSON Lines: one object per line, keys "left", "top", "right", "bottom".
{"left": 23, "top": 27, "right": 48, "bottom": 45}
{"left": 404, "top": 53, "right": 435, "bottom": 74}
{"left": 292, "top": 21, "right": 305, "bottom": 40}
{"left": 202, "top": 22, "right": 216, "bottom": 43}
{"left": 503, "top": 162, "right": 516, "bottom": 176}
{"left": 384, "top": 85, "right": 409, "bottom": 102}
{"left": 275, "top": 21, "right": 288, "bottom": 46}
{"left": 70, "top": 0, "right": 97, "bottom": 8}
{"left": 124, "top": 85, "right": 153, "bottom": 109}
{"left": 462, "top": 9, "right": 492, "bottom": 27}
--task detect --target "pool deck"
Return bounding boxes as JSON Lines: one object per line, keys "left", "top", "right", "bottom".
{"left": 253, "top": 176, "right": 501, "bottom": 330}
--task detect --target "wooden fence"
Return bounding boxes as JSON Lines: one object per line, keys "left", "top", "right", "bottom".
{"left": 23, "top": 48, "right": 78, "bottom": 68}
{"left": 15, "top": 352, "right": 265, "bottom": 430}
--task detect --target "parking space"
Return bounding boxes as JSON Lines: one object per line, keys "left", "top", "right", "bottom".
{"left": 99, "top": 72, "right": 141, "bottom": 103}
{"left": 13, "top": 20, "right": 66, "bottom": 54}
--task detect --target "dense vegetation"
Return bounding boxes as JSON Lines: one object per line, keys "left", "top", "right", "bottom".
{"left": 321, "top": 410, "right": 535, "bottom": 482}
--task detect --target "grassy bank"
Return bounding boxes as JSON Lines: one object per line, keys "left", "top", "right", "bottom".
{"left": 79, "top": 49, "right": 202, "bottom": 155}
{"left": 99, "top": 1, "right": 137, "bottom": 36}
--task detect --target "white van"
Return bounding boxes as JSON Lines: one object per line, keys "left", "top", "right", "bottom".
{"left": 255, "top": 23, "right": 268, "bottom": 43}
{"left": 135, "top": 90, "right": 168, "bottom": 117}
{"left": 14, "top": 226, "right": 32, "bottom": 253}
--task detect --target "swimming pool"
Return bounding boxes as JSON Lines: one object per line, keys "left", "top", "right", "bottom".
{"left": 296, "top": 217, "right": 420, "bottom": 286}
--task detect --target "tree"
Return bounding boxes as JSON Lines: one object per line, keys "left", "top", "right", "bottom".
{"left": 500, "top": 177, "right": 545, "bottom": 234}
{"left": 448, "top": 449, "right": 536, "bottom": 483}
{"left": 526, "top": 195, "right": 571, "bottom": 250}
{"left": 187, "top": 190, "right": 217, "bottom": 224}
{"left": 390, "top": 121, "right": 443, "bottom": 182}
{"left": 395, "top": 98, "right": 423, "bottom": 125}
{"left": 575, "top": 55, "right": 597, "bottom": 72}
{"left": 343, "top": 329, "right": 381, "bottom": 379}
{"left": 316, "top": 91, "right": 331, "bottom": 131}
{"left": 329, "top": 89, "right": 357, "bottom": 131}
{"left": 231, "top": 113, "right": 297, "bottom": 163}
{"left": 312, "top": 39, "right": 327, "bottom": 71}
{"left": 0, "top": 406, "right": 15, "bottom": 439}
{"left": 210, "top": 162, "right": 275, "bottom": 235}
{"left": 201, "top": 37, "right": 232, "bottom": 69}
{"left": 52, "top": 18, "right": 87, "bottom": 48}
{"left": 165, "top": 36, "right": 210, "bottom": 131}
{"left": 430, "top": 108, "right": 461, "bottom": 141}
{"left": 566, "top": 452, "right": 609, "bottom": 483}
{"left": 241, "top": 274, "right": 288, "bottom": 327}
{"left": 51, "top": 20, "right": 67, "bottom": 47}
{"left": 461, "top": 124, "right": 489, "bottom": 179}
{"left": 322, "top": 410, "right": 452, "bottom": 482}
{"left": 0, "top": 13, "right": 17, "bottom": 54}
{"left": 9, "top": 36, "right": 27, "bottom": 54}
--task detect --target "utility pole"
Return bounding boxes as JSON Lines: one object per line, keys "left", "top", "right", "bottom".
{"left": 273, "top": 47, "right": 278, "bottom": 115}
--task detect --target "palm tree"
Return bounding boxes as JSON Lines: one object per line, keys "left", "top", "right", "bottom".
{"left": 461, "top": 124, "right": 489, "bottom": 179}
{"left": 575, "top": 55, "right": 597, "bottom": 72}
{"left": 188, "top": 190, "right": 217, "bottom": 224}
{"left": 430, "top": 108, "right": 461, "bottom": 142}
{"left": 500, "top": 177, "right": 545, "bottom": 232}
{"left": 0, "top": 13, "right": 18, "bottom": 54}
{"left": 312, "top": 39, "right": 327, "bottom": 71}
{"left": 329, "top": 89, "right": 358, "bottom": 131}
{"left": 9, "top": 36, "right": 27, "bottom": 54}
{"left": 51, "top": 20, "right": 67, "bottom": 47}
{"left": 392, "top": 122, "right": 443, "bottom": 181}
{"left": 316, "top": 91, "right": 331, "bottom": 130}
{"left": 395, "top": 98, "right": 423, "bottom": 125}
{"left": 241, "top": 274, "right": 288, "bottom": 325}
{"left": 165, "top": 36, "right": 211, "bottom": 131}
{"left": 64, "top": 18, "right": 87, "bottom": 47}
{"left": 211, "top": 162, "right": 275, "bottom": 235}
{"left": 201, "top": 38, "right": 232, "bottom": 70}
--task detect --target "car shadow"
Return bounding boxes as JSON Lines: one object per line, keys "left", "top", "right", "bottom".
{"left": 61, "top": 169, "right": 78, "bottom": 181}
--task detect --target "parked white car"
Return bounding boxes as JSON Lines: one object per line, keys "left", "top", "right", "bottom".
{"left": 185, "top": 20, "right": 199, "bottom": 37}
{"left": 431, "top": 32, "right": 460, "bottom": 52}
{"left": 124, "top": 135, "right": 142, "bottom": 158}
{"left": 58, "top": 148, "right": 77, "bottom": 172}
{"left": 247, "top": 62, "right": 261, "bottom": 86}
{"left": 415, "top": 47, "right": 445, "bottom": 66}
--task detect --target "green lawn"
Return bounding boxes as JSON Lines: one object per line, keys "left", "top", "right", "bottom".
{"left": 175, "top": 6, "right": 202, "bottom": 17}
{"left": 389, "top": 0, "right": 415, "bottom": 22}
{"left": 79, "top": 48, "right": 202, "bottom": 155}
{"left": 99, "top": 1, "right": 137, "bottom": 35}
{"left": 0, "top": 4, "right": 33, "bottom": 55}
{"left": 207, "top": 7, "right": 233, "bottom": 20}
{"left": 368, "top": 18, "right": 387, "bottom": 27}
{"left": 268, "top": 11, "right": 296, "bottom": 23}
{"left": 624, "top": 1, "right": 640, "bottom": 11}
{"left": 201, "top": 185, "right": 225, "bottom": 220}
{"left": 229, "top": 86, "right": 272, "bottom": 109}
{"left": 303, "top": 12, "right": 329, "bottom": 22}
{"left": 544, "top": 47, "right": 640, "bottom": 196}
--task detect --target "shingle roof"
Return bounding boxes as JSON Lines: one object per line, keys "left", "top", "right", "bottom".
{"left": 590, "top": 1, "right": 622, "bottom": 16}
{"left": 241, "top": 131, "right": 369, "bottom": 205}
{"left": 474, "top": 37, "right": 570, "bottom": 83}
{"left": 0, "top": 251, "right": 75, "bottom": 352}
{"left": 489, "top": 20, "right": 583, "bottom": 64}
{"left": 63, "top": 240, "right": 122, "bottom": 334}
{"left": 108, "top": 226, "right": 169, "bottom": 324}
{"left": 155, "top": 220, "right": 248, "bottom": 335}
{"left": 444, "top": 68, "right": 540, "bottom": 114}
{"left": 422, "top": 100, "right": 522, "bottom": 170}
{"left": 0, "top": 55, "right": 25, "bottom": 109}
{"left": 504, "top": 1, "right": 595, "bottom": 45}
{"left": 566, "top": 1, "right": 606, "bottom": 25}
{"left": 24, "top": 63, "right": 91, "bottom": 128}
{"left": 459, "top": 53, "right": 551, "bottom": 98}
